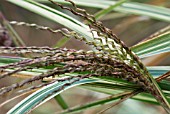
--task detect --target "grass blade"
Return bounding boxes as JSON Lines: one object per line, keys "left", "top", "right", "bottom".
{"left": 2, "top": 20, "right": 26, "bottom": 46}
{"left": 54, "top": 94, "right": 69, "bottom": 109}
{"left": 131, "top": 32, "right": 170, "bottom": 58}
{"left": 61, "top": 90, "right": 140, "bottom": 114}
{"left": 37, "top": 0, "right": 170, "bottom": 22}
{"left": 7, "top": 78, "right": 98, "bottom": 114}
{"left": 94, "top": 0, "right": 127, "bottom": 20}
{"left": 7, "top": 0, "right": 93, "bottom": 42}
{"left": 54, "top": 37, "right": 70, "bottom": 48}
{"left": 83, "top": 85, "right": 170, "bottom": 105}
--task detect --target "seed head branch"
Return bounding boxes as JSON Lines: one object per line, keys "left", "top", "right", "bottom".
{"left": 0, "top": 63, "right": 92, "bottom": 95}
{"left": 48, "top": 0, "right": 170, "bottom": 112}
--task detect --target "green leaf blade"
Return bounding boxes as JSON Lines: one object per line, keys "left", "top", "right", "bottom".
{"left": 7, "top": 78, "right": 98, "bottom": 114}
{"left": 131, "top": 32, "right": 170, "bottom": 58}
{"left": 36, "top": 0, "right": 170, "bottom": 22}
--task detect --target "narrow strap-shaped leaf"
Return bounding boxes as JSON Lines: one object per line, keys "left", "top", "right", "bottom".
{"left": 7, "top": 0, "right": 93, "bottom": 42}
{"left": 2, "top": 20, "right": 26, "bottom": 46}
{"left": 54, "top": 37, "right": 70, "bottom": 48}
{"left": 7, "top": 78, "right": 98, "bottom": 114}
{"left": 94, "top": 0, "right": 127, "bottom": 20}
{"left": 54, "top": 94, "right": 69, "bottom": 109}
{"left": 82, "top": 84, "right": 170, "bottom": 105}
{"left": 36, "top": 0, "right": 170, "bottom": 22}
{"left": 131, "top": 32, "right": 170, "bottom": 58}
{"left": 147, "top": 66, "right": 170, "bottom": 77}
{"left": 61, "top": 90, "right": 140, "bottom": 114}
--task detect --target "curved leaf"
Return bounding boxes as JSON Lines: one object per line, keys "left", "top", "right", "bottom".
{"left": 37, "top": 0, "right": 170, "bottom": 22}
{"left": 7, "top": 78, "right": 98, "bottom": 114}
{"left": 61, "top": 91, "right": 137, "bottom": 114}
{"left": 131, "top": 32, "right": 170, "bottom": 58}
{"left": 7, "top": 0, "right": 93, "bottom": 42}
